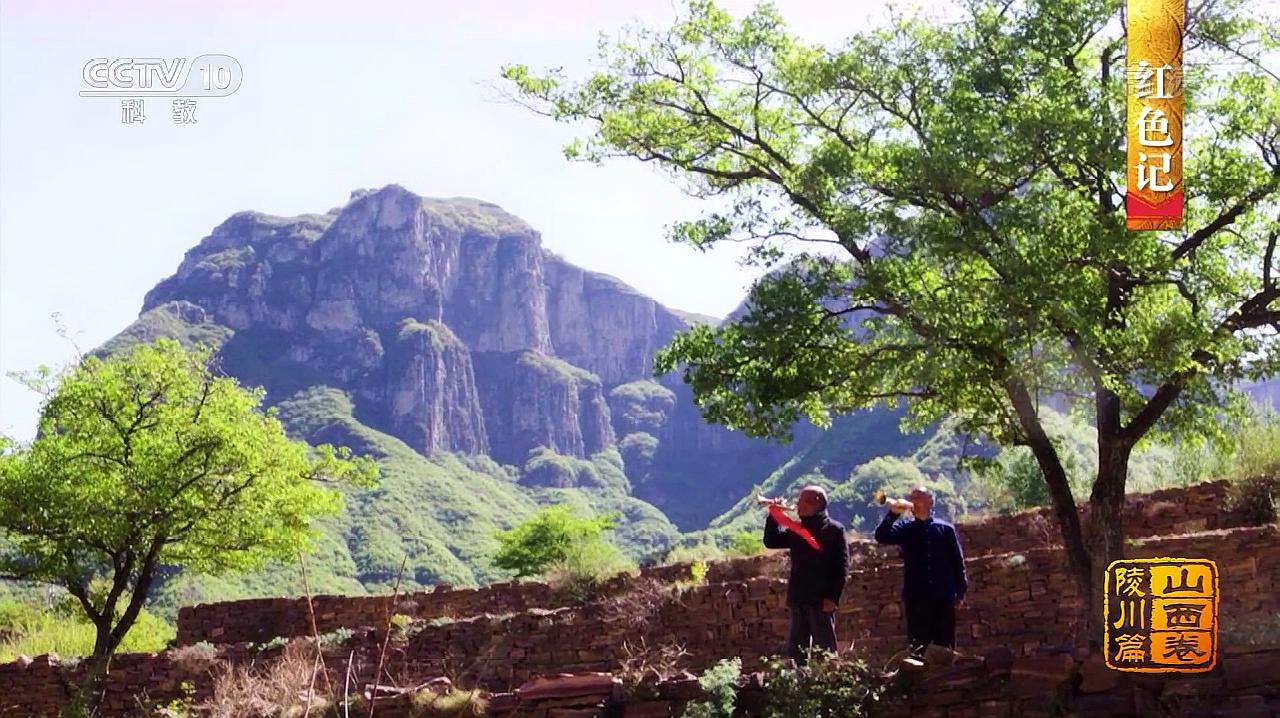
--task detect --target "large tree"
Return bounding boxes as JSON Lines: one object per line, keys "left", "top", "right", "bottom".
{"left": 503, "top": 0, "right": 1279, "bottom": 641}
{"left": 0, "top": 339, "right": 377, "bottom": 694}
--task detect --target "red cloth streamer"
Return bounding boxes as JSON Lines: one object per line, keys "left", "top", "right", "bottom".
{"left": 768, "top": 505, "right": 822, "bottom": 552}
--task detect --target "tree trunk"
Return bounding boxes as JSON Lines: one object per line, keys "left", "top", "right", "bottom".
{"left": 1004, "top": 379, "right": 1094, "bottom": 636}
{"left": 72, "top": 627, "right": 117, "bottom": 718}
{"left": 1086, "top": 438, "right": 1132, "bottom": 646}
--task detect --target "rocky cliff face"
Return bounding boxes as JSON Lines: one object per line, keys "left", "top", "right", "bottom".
{"left": 123, "top": 184, "right": 879, "bottom": 528}
{"left": 542, "top": 254, "right": 689, "bottom": 385}
{"left": 144, "top": 186, "right": 586, "bottom": 458}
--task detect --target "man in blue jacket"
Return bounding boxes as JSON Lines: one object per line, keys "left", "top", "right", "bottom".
{"left": 874, "top": 485, "right": 968, "bottom": 659}
{"left": 762, "top": 485, "right": 849, "bottom": 664}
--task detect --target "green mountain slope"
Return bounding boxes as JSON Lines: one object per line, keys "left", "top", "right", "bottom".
{"left": 149, "top": 385, "right": 680, "bottom": 618}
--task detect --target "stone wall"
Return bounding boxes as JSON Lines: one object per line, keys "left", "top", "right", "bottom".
{"left": 174, "top": 480, "right": 1240, "bottom": 646}
{"left": 5, "top": 640, "right": 1277, "bottom": 717}
{"left": 5, "top": 523, "right": 1276, "bottom": 716}
{"left": 319, "top": 524, "right": 1280, "bottom": 687}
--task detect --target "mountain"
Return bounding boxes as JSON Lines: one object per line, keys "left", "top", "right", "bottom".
{"left": 98, "top": 184, "right": 917, "bottom": 610}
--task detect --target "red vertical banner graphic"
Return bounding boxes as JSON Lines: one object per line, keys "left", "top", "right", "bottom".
{"left": 1126, "top": 0, "right": 1185, "bottom": 230}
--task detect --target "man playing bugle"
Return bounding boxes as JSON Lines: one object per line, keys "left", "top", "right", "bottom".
{"left": 759, "top": 485, "right": 849, "bottom": 664}
{"left": 874, "top": 485, "right": 968, "bottom": 662}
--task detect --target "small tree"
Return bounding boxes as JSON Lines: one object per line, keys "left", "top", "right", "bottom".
{"left": 491, "top": 505, "right": 618, "bottom": 578}
{"left": 0, "top": 339, "right": 377, "bottom": 700}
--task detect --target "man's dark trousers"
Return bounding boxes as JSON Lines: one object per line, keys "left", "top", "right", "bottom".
{"left": 904, "top": 595, "right": 955, "bottom": 657}
{"left": 787, "top": 603, "right": 837, "bottom": 664}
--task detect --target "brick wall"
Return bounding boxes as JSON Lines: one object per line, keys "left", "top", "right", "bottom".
{"left": 7, "top": 523, "right": 1273, "bottom": 716}
{"left": 174, "top": 480, "right": 1240, "bottom": 646}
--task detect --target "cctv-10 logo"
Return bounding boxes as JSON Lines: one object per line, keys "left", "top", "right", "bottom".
{"left": 80, "top": 55, "right": 243, "bottom": 98}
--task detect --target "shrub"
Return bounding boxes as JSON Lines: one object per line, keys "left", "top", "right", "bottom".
{"left": 760, "top": 651, "right": 895, "bottom": 718}
{"left": 543, "top": 538, "right": 636, "bottom": 603}
{"left": 317, "top": 627, "right": 353, "bottom": 648}
{"left": 1226, "top": 473, "right": 1279, "bottom": 525}
{"left": 662, "top": 539, "right": 725, "bottom": 565}
{"left": 198, "top": 640, "right": 333, "bottom": 718}
{"left": 390, "top": 613, "right": 414, "bottom": 640}
{"left": 618, "top": 639, "right": 690, "bottom": 689}
{"left": 170, "top": 641, "right": 218, "bottom": 673}
{"left": 491, "top": 505, "right": 619, "bottom": 578}
{"left": 1229, "top": 415, "right": 1280, "bottom": 480}
{"left": 682, "top": 658, "right": 741, "bottom": 718}
{"left": 599, "top": 578, "right": 677, "bottom": 629}
{"left": 252, "top": 636, "right": 289, "bottom": 655}
{"left": 727, "top": 530, "right": 764, "bottom": 557}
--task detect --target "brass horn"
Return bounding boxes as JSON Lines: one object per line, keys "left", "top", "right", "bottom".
{"left": 872, "top": 489, "right": 914, "bottom": 513}
{"left": 755, "top": 495, "right": 794, "bottom": 511}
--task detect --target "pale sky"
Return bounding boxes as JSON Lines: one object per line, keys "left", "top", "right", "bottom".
{"left": 0, "top": 0, "right": 940, "bottom": 440}
{"left": 1, "top": 0, "right": 1275, "bottom": 441}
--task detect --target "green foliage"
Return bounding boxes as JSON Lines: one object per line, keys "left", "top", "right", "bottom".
{"left": 521, "top": 447, "right": 631, "bottom": 493}
{"left": 608, "top": 381, "right": 678, "bottom": 435}
{"left": 410, "top": 688, "right": 488, "bottom": 717}
{"left": 152, "top": 679, "right": 196, "bottom": 718}
{"left": 687, "top": 560, "right": 709, "bottom": 586}
{"left": 390, "top": 613, "right": 414, "bottom": 640}
{"left": 760, "top": 652, "right": 894, "bottom": 718}
{"left": 491, "top": 505, "right": 619, "bottom": 578}
{"left": 969, "top": 408, "right": 1271, "bottom": 513}
{"left": 0, "top": 340, "right": 375, "bottom": 662}
{"left": 396, "top": 318, "right": 463, "bottom": 351}
{"left": 590, "top": 448, "right": 631, "bottom": 493}
{"left": 521, "top": 447, "right": 581, "bottom": 488}
{"left": 0, "top": 596, "right": 174, "bottom": 663}
{"left": 144, "top": 384, "right": 678, "bottom": 612}
{"left": 543, "top": 535, "right": 637, "bottom": 603}
{"left": 317, "top": 627, "right": 353, "bottom": 648}
{"left": 1227, "top": 414, "right": 1280, "bottom": 481}
{"left": 829, "top": 456, "right": 961, "bottom": 528}
{"left": 97, "top": 301, "right": 233, "bottom": 356}
{"left": 529, "top": 488, "right": 681, "bottom": 561}
{"left": 1222, "top": 414, "right": 1280, "bottom": 524}
{"left": 727, "top": 530, "right": 764, "bottom": 557}
{"left": 252, "top": 636, "right": 289, "bottom": 654}
{"left": 619, "top": 432, "right": 660, "bottom": 486}
{"left": 662, "top": 539, "right": 726, "bottom": 566}
{"left": 682, "top": 657, "right": 741, "bottom": 718}
{"left": 419, "top": 196, "right": 532, "bottom": 239}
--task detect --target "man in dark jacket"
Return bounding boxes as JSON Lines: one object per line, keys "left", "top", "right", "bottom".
{"left": 874, "top": 485, "right": 968, "bottom": 659}
{"left": 762, "top": 485, "right": 850, "bottom": 664}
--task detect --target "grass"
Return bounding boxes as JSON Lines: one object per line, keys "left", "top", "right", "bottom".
{"left": 0, "top": 597, "right": 174, "bottom": 662}
{"left": 198, "top": 639, "right": 334, "bottom": 718}
{"left": 410, "top": 688, "right": 487, "bottom": 717}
